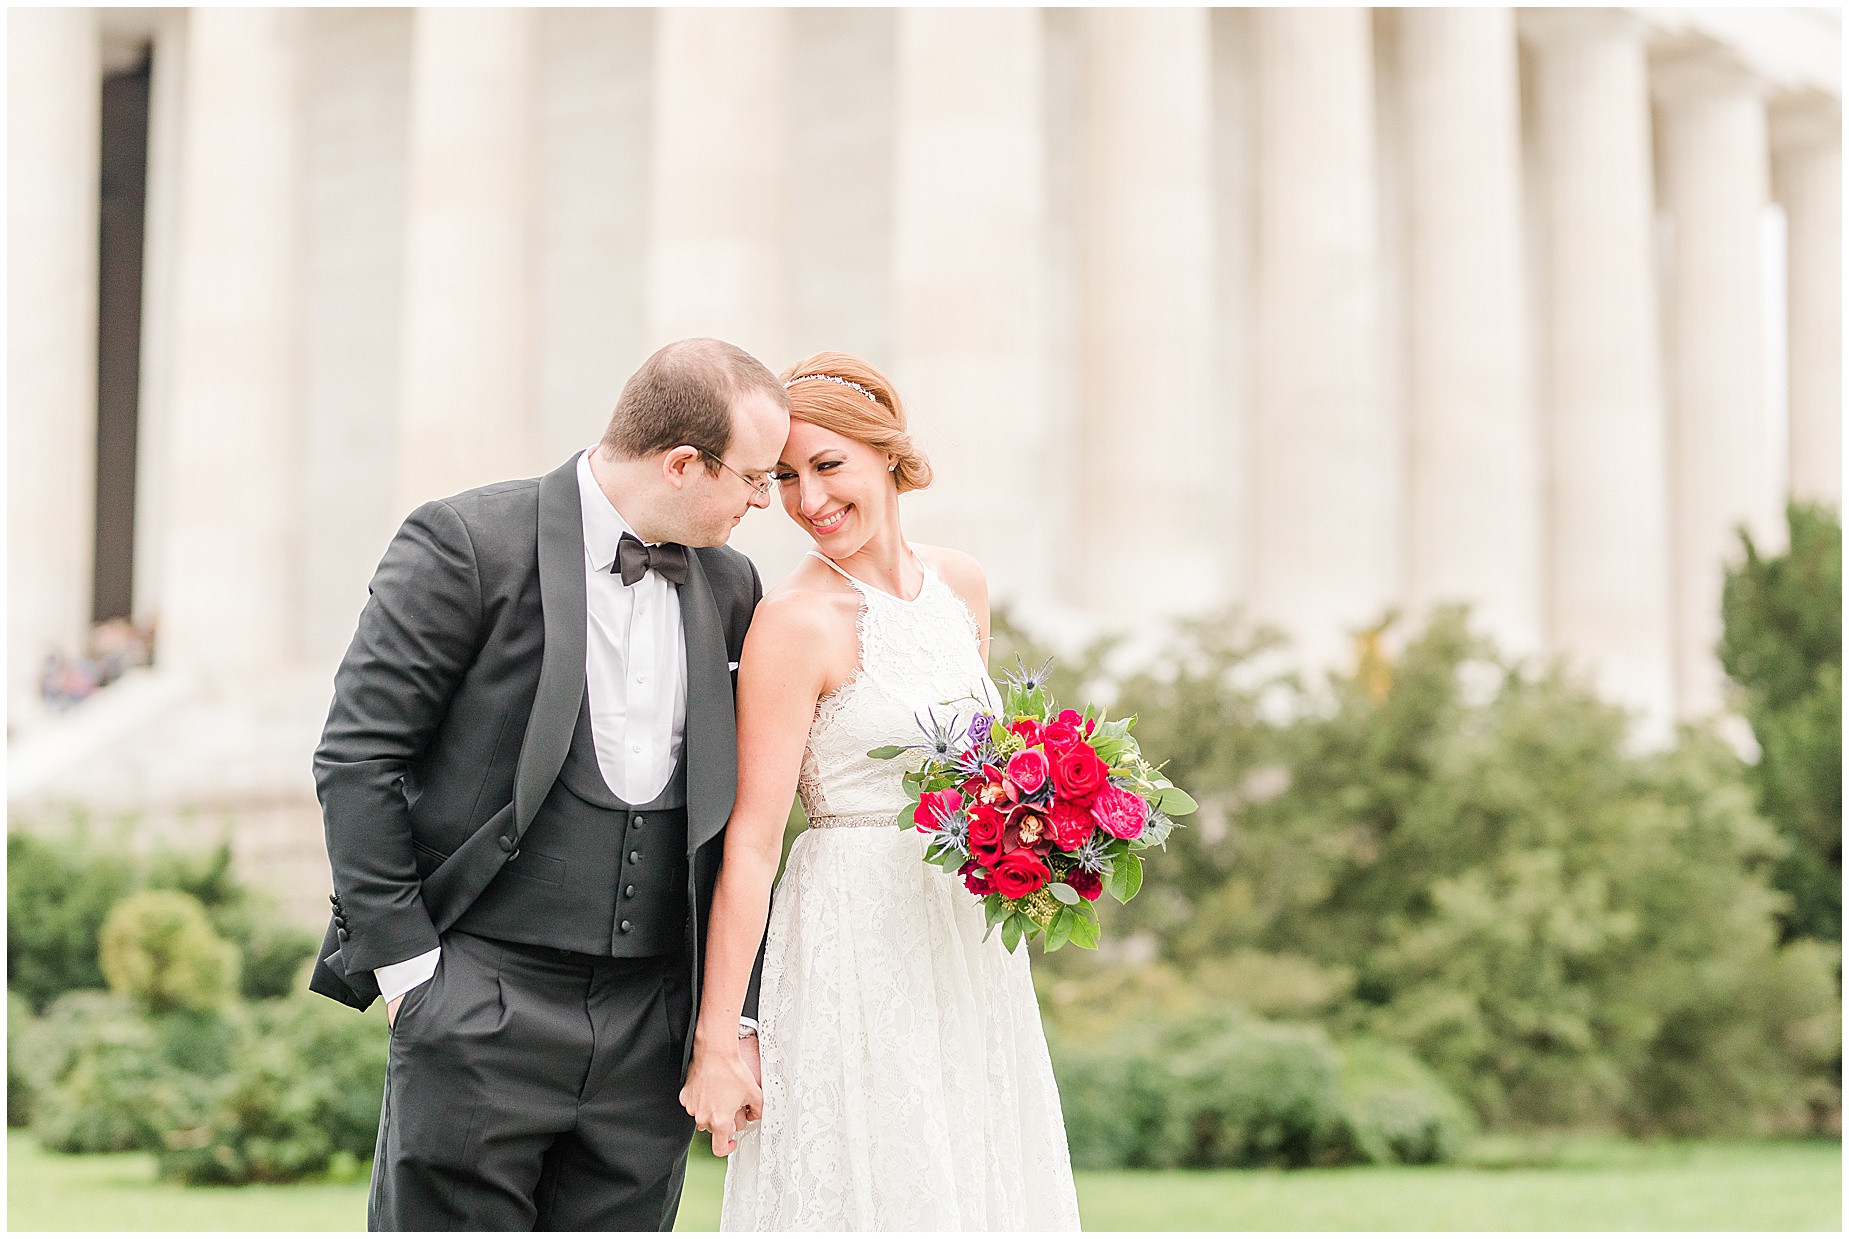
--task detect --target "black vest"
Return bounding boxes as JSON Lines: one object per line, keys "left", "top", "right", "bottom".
{"left": 452, "top": 690, "right": 690, "bottom": 957}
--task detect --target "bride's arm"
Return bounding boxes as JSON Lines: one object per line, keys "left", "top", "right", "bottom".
{"left": 679, "top": 593, "right": 832, "bottom": 1155}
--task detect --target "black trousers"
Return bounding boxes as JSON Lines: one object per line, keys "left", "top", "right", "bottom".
{"left": 369, "top": 930, "right": 696, "bottom": 1231}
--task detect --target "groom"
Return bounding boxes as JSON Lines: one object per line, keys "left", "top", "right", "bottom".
{"left": 309, "top": 338, "right": 789, "bottom": 1230}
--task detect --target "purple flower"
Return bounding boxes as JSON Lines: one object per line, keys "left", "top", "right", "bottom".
{"left": 967, "top": 714, "right": 993, "bottom": 746}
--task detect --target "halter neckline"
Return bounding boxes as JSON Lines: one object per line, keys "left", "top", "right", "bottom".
{"left": 807, "top": 548, "right": 931, "bottom": 606}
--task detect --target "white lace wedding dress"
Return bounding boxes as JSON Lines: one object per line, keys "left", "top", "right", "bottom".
{"left": 719, "top": 551, "right": 1081, "bottom": 1231}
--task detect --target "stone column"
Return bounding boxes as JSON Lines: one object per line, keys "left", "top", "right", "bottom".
{"left": 1772, "top": 93, "right": 1841, "bottom": 512}
{"left": 394, "top": 8, "right": 535, "bottom": 514}
{"left": 1076, "top": 9, "right": 1219, "bottom": 624}
{"left": 1655, "top": 45, "right": 1779, "bottom": 719}
{"left": 1397, "top": 9, "right": 1543, "bottom": 658}
{"left": 890, "top": 10, "right": 1049, "bottom": 607}
{"left": 646, "top": 8, "right": 788, "bottom": 361}
{"left": 8, "top": 8, "right": 100, "bottom": 717}
{"left": 645, "top": 9, "right": 799, "bottom": 583}
{"left": 1522, "top": 11, "right": 1676, "bottom": 739}
{"left": 158, "top": 9, "right": 302, "bottom": 679}
{"left": 1249, "top": 8, "right": 1395, "bottom": 669}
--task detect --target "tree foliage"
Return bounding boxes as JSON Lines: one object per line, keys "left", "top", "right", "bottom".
{"left": 1719, "top": 500, "right": 1842, "bottom": 943}
{"left": 1012, "top": 606, "right": 1840, "bottom": 1136}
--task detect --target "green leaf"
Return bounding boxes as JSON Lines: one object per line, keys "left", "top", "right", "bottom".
{"left": 1153, "top": 786, "right": 1199, "bottom": 816}
{"left": 866, "top": 745, "right": 908, "bottom": 760}
{"left": 1067, "top": 914, "right": 1101, "bottom": 949}
{"left": 983, "top": 894, "right": 1007, "bottom": 928}
{"left": 1000, "top": 916, "right": 1024, "bottom": 953}
{"left": 1115, "top": 852, "right": 1144, "bottom": 902}
{"left": 1045, "top": 909, "right": 1073, "bottom": 952}
{"left": 1048, "top": 882, "right": 1080, "bottom": 905}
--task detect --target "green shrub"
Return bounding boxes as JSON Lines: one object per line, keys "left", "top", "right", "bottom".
{"left": 7, "top": 832, "right": 137, "bottom": 1011}
{"left": 1720, "top": 500, "right": 1842, "bottom": 943}
{"left": 99, "top": 891, "right": 241, "bottom": 1014}
{"left": 23, "top": 991, "right": 218, "bottom": 1154}
{"left": 9, "top": 990, "right": 38, "bottom": 1127}
{"left": 1336, "top": 1038, "right": 1474, "bottom": 1165}
{"left": 158, "top": 993, "right": 388, "bottom": 1185}
{"left": 144, "top": 843, "right": 319, "bottom": 1001}
{"left": 1053, "top": 1011, "right": 1466, "bottom": 1170}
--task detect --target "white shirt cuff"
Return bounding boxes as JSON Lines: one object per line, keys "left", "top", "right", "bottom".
{"left": 374, "top": 947, "right": 441, "bottom": 1004}
{"left": 738, "top": 1016, "right": 760, "bottom": 1034}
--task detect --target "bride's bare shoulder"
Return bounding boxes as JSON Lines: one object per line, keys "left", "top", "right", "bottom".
{"left": 913, "top": 544, "right": 989, "bottom": 617}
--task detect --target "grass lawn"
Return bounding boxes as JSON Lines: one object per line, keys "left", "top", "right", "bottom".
{"left": 9, "top": 1131, "right": 1839, "bottom": 1230}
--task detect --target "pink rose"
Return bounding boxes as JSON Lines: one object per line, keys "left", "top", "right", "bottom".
{"left": 1089, "top": 784, "right": 1150, "bottom": 841}
{"left": 911, "top": 788, "right": 963, "bottom": 833}
{"left": 1005, "top": 748, "right": 1050, "bottom": 795}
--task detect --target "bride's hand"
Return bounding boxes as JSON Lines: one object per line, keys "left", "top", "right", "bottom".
{"left": 679, "top": 1033, "right": 764, "bottom": 1157}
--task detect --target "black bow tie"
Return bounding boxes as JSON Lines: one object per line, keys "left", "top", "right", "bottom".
{"left": 615, "top": 532, "right": 689, "bottom": 587}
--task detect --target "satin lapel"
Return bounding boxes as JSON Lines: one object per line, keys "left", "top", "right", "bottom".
{"left": 679, "top": 550, "right": 738, "bottom": 855}
{"left": 513, "top": 454, "right": 588, "bottom": 836}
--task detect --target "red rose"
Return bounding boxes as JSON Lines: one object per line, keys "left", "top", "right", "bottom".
{"left": 1008, "top": 718, "right": 1042, "bottom": 746}
{"left": 1038, "top": 719, "right": 1081, "bottom": 752}
{"left": 992, "top": 849, "right": 1051, "bottom": 899}
{"left": 1090, "top": 784, "right": 1150, "bottom": 840}
{"left": 1046, "top": 801, "right": 1094, "bottom": 850}
{"left": 1005, "top": 748, "right": 1049, "bottom": 795}
{"left": 1067, "top": 869, "right": 1103, "bottom": 901}
{"left": 967, "top": 803, "right": 1007, "bottom": 866}
{"left": 912, "top": 788, "right": 963, "bottom": 832}
{"left": 1051, "top": 743, "right": 1110, "bottom": 804}
{"left": 959, "top": 860, "right": 995, "bottom": 897}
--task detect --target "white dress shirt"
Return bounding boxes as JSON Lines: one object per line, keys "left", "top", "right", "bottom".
{"left": 375, "top": 448, "right": 690, "bottom": 1004}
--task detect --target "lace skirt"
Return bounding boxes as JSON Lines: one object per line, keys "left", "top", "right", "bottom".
{"left": 719, "top": 821, "right": 1081, "bottom": 1231}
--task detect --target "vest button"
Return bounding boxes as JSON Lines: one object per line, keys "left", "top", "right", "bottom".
{"left": 619, "top": 919, "right": 633, "bottom": 933}
{"left": 633, "top": 816, "right": 645, "bottom": 829}
{"left": 629, "top": 850, "right": 640, "bottom": 863}
{"left": 624, "top": 884, "right": 636, "bottom": 898}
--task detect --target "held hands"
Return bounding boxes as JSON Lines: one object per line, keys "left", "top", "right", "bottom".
{"left": 680, "top": 1030, "right": 764, "bottom": 1157}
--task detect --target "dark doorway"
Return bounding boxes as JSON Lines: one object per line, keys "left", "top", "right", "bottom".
{"left": 92, "top": 52, "right": 151, "bottom": 624}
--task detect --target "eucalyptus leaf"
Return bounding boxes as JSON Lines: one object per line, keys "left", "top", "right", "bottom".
{"left": 1048, "top": 882, "right": 1080, "bottom": 905}
{"left": 1153, "top": 786, "right": 1199, "bottom": 816}
{"left": 866, "top": 745, "right": 908, "bottom": 760}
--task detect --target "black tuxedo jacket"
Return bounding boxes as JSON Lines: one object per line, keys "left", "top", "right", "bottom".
{"left": 309, "top": 452, "right": 762, "bottom": 1042}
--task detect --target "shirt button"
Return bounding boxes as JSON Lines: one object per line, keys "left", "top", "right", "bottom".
{"left": 631, "top": 742, "right": 642, "bottom": 754}
{"left": 624, "top": 884, "right": 636, "bottom": 898}
{"left": 629, "top": 850, "right": 641, "bottom": 864}
{"left": 636, "top": 673, "right": 647, "bottom": 684}
{"left": 619, "top": 920, "right": 633, "bottom": 933}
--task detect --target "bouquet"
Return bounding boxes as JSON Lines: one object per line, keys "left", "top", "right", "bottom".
{"left": 869, "top": 658, "right": 1197, "bottom": 952}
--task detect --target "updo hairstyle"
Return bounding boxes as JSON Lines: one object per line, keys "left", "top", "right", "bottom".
{"left": 779, "top": 352, "right": 933, "bottom": 494}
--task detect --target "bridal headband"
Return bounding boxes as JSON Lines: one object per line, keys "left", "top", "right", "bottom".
{"left": 787, "top": 373, "right": 878, "bottom": 403}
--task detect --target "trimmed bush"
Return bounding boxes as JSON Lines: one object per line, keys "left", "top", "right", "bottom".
{"left": 99, "top": 891, "right": 241, "bottom": 1014}
{"left": 158, "top": 993, "right": 388, "bottom": 1185}
{"left": 9, "top": 990, "right": 38, "bottom": 1127}
{"left": 23, "top": 991, "right": 218, "bottom": 1155}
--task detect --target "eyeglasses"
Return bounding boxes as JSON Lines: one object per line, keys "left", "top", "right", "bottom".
{"left": 699, "top": 450, "right": 773, "bottom": 500}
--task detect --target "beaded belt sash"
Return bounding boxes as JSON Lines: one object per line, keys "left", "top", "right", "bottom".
{"left": 806, "top": 812, "right": 894, "bottom": 830}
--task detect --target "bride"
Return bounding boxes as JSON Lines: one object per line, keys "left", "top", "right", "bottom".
{"left": 679, "top": 353, "right": 1081, "bottom": 1230}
